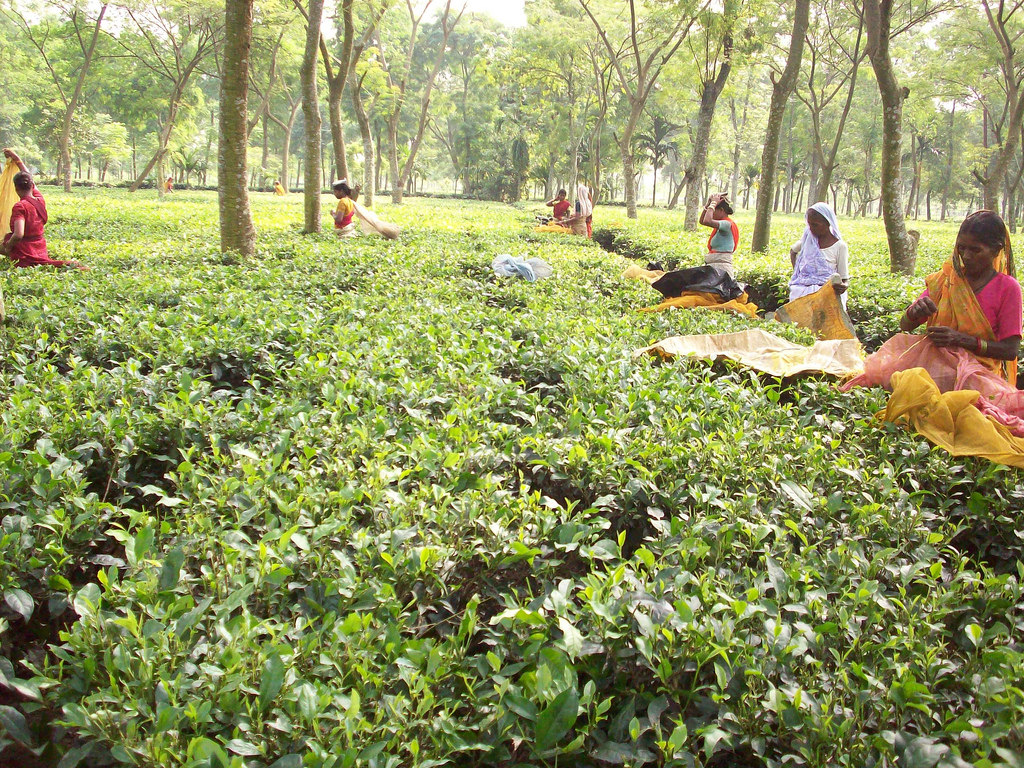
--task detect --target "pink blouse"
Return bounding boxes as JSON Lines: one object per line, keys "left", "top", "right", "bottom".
{"left": 921, "top": 272, "right": 1023, "bottom": 340}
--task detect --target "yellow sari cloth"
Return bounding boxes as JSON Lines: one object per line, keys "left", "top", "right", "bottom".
{"left": 0, "top": 159, "right": 18, "bottom": 237}
{"left": 924, "top": 249, "right": 1018, "bottom": 385}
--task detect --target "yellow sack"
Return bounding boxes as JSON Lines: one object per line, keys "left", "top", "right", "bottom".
{"left": 769, "top": 278, "right": 857, "bottom": 340}
{"left": 0, "top": 159, "right": 18, "bottom": 238}
{"left": 534, "top": 223, "right": 572, "bottom": 234}
{"left": 638, "top": 328, "right": 864, "bottom": 379}
{"left": 640, "top": 291, "right": 760, "bottom": 319}
{"left": 621, "top": 265, "right": 665, "bottom": 284}
{"left": 881, "top": 367, "right": 1024, "bottom": 468}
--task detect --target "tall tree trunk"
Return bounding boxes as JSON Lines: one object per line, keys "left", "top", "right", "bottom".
{"left": 682, "top": 31, "right": 733, "bottom": 229}
{"left": 131, "top": 82, "right": 188, "bottom": 193}
{"left": 941, "top": 104, "right": 955, "bottom": 221}
{"left": 619, "top": 136, "right": 637, "bottom": 217}
{"left": 904, "top": 132, "right": 918, "bottom": 218}
{"left": 324, "top": 0, "right": 354, "bottom": 180}
{"left": 219, "top": 0, "right": 256, "bottom": 257}
{"left": 269, "top": 99, "right": 301, "bottom": 190}
{"left": 387, "top": 119, "right": 401, "bottom": 202}
{"left": 810, "top": 15, "right": 864, "bottom": 202}
{"left": 979, "top": 0, "right": 1024, "bottom": 210}
{"left": 61, "top": 5, "right": 108, "bottom": 192}
{"left": 751, "top": 0, "right": 810, "bottom": 252}
{"left": 301, "top": 0, "right": 325, "bottom": 232}
{"left": 260, "top": 110, "right": 270, "bottom": 189}
{"left": 351, "top": 77, "right": 374, "bottom": 206}
{"left": 864, "top": 0, "right": 916, "bottom": 274}
{"left": 394, "top": 1, "right": 461, "bottom": 203}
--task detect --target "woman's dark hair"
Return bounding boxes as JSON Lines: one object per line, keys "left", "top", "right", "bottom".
{"left": 959, "top": 209, "right": 1014, "bottom": 276}
{"left": 715, "top": 198, "right": 734, "bottom": 216}
{"left": 13, "top": 172, "right": 32, "bottom": 193}
{"left": 332, "top": 180, "right": 360, "bottom": 200}
{"left": 557, "top": 188, "right": 566, "bottom": 196}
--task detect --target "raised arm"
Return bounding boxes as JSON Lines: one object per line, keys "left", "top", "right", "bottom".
{"left": 700, "top": 194, "right": 722, "bottom": 229}
{"left": 3, "top": 148, "right": 28, "bottom": 174}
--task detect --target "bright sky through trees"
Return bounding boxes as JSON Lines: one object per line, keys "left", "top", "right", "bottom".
{"left": 462, "top": 0, "right": 527, "bottom": 27}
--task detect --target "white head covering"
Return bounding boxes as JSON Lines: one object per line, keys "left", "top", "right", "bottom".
{"left": 790, "top": 202, "right": 843, "bottom": 289}
{"left": 575, "top": 181, "right": 593, "bottom": 217}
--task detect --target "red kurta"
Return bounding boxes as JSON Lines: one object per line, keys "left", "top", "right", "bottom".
{"left": 4, "top": 189, "right": 68, "bottom": 267}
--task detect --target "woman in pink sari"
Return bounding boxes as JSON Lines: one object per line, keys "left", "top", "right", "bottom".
{"left": 844, "top": 210, "right": 1024, "bottom": 431}
{"left": 0, "top": 148, "right": 84, "bottom": 269}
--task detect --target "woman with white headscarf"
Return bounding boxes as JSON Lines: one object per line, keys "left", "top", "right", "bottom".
{"left": 575, "top": 177, "right": 594, "bottom": 238}
{"left": 789, "top": 202, "right": 849, "bottom": 307}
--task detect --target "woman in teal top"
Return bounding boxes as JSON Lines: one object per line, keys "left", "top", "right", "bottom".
{"left": 700, "top": 193, "right": 739, "bottom": 276}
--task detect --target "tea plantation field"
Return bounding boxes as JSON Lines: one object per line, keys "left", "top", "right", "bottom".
{"left": 1, "top": 190, "right": 1022, "bottom": 768}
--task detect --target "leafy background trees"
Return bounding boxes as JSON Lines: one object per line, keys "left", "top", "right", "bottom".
{"left": 1, "top": 0, "right": 1021, "bottom": 259}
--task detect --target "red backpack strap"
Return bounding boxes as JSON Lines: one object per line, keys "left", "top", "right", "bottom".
{"left": 26, "top": 193, "right": 47, "bottom": 225}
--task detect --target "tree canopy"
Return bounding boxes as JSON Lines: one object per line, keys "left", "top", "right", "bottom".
{"left": 1, "top": 0, "right": 1019, "bottom": 254}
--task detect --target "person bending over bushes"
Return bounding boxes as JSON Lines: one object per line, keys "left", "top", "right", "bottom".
{"left": 1, "top": 148, "right": 86, "bottom": 270}
{"left": 332, "top": 179, "right": 360, "bottom": 238}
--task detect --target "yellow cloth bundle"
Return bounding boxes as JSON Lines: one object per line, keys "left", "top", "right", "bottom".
{"left": 881, "top": 367, "right": 1024, "bottom": 468}
{"left": 0, "top": 159, "right": 18, "bottom": 237}
{"left": 769, "top": 279, "right": 857, "bottom": 341}
{"left": 621, "top": 265, "right": 665, "bottom": 284}
{"left": 534, "top": 223, "right": 572, "bottom": 234}
{"left": 640, "top": 291, "right": 760, "bottom": 319}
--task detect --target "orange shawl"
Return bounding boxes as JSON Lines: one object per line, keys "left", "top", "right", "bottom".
{"left": 924, "top": 246, "right": 1018, "bottom": 385}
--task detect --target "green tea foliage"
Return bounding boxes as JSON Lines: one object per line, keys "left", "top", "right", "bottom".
{"left": 1, "top": 191, "right": 1022, "bottom": 768}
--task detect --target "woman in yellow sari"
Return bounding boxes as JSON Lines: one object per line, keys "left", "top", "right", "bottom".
{"left": 898, "top": 210, "right": 1021, "bottom": 384}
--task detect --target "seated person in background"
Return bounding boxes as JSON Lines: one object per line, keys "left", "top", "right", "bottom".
{"left": 899, "top": 209, "right": 1022, "bottom": 384}
{"left": 545, "top": 189, "right": 571, "bottom": 221}
{"left": 1, "top": 148, "right": 85, "bottom": 270}
{"left": 332, "top": 179, "right": 360, "bottom": 238}
{"left": 789, "top": 202, "right": 849, "bottom": 307}
{"left": 273, "top": 180, "right": 286, "bottom": 196}
{"left": 699, "top": 193, "right": 738, "bottom": 277}
{"left": 164, "top": 176, "right": 174, "bottom": 193}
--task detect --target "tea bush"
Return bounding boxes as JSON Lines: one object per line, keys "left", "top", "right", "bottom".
{"left": 1, "top": 191, "right": 1022, "bottom": 768}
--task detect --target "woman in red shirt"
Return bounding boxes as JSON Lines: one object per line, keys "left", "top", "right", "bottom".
{"left": 545, "top": 189, "right": 571, "bottom": 221}
{"left": 1, "top": 149, "right": 84, "bottom": 269}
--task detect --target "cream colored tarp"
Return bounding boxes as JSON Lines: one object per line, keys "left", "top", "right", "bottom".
{"left": 354, "top": 201, "right": 400, "bottom": 240}
{"left": 637, "top": 328, "right": 865, "bottom": 379}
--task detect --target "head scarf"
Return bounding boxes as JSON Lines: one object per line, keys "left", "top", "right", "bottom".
{"left": 790, "top": 202, "right": 843, "bottom": 289}
{"left": 575, "top": 181, "right": 593, "bottom": 217}
{"left": 926, "top": 210, "right": 1017, "bottom": 384}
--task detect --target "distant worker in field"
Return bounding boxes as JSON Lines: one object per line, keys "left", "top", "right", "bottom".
{"left": 789, "top": 202, "right": 849, "bottom": 307}
{"left": 0, "top": 148, "right": 86, "bottom": 270}
{"left": 898, "top": 209, "right": 1022, "bottom": 384}
{"left": 545, "top": 189, "right": 571, "bottom": 222}
{"left": 331, "top": 179, "right": 360, "bottom": 237}
{"left": 699, "top": 192, "right": 738, "bottom": 277}
{"left": 164, "top": 176, "right": 174, "bottom": 193}
{"left": 273, "top": 180, "right": 286, "bottom": 196}
{"left": 575, "top": 177, "right": 594, "bottom": 238}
